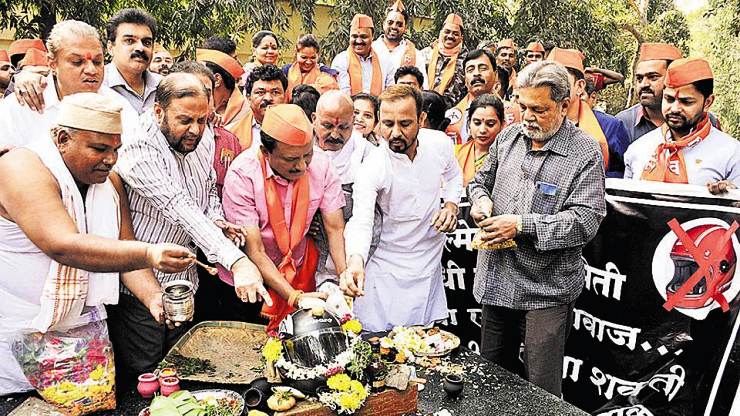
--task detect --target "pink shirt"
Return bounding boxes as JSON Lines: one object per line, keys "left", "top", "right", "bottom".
{"left": 218, "top": 151, "right": 345, "bottom": 285}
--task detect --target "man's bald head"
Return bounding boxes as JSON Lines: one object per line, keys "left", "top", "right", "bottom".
{"left": 314, "top": 90, "right": 355, "bottom": 152}
{"left": 155, "top": 72, "right": 209, "bottom": 110}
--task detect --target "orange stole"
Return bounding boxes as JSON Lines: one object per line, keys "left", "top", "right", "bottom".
{"left": 347, "top": 48, "right": 383, "bottom": 95}
{"left": 427, "top": 43, "right": 460, "bottom": 95}
{"left": 227, "top": 111, "right": 255, "bottom": 151}
{"left": 400, "top": 40, "right": 417, "bottom": 66}
{"left": 258, "top": 153, "right": 317, "bottom": 330}
{"left": 286, "top": 63, "right": 339, "bottom": 101}
{"left": 577, "top": 102, "right": 610, "bottom": 171}
{"left": 455, "top": 140, "right": 477, "bottom": 186}
{"left": 641, "top": 114, "right": 711, "bottom": 184}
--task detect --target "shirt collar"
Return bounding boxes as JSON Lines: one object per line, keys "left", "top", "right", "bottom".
{"left": 105, "top": 63, "right": 160, "bottom": 94}
{"left": 634, "top": 105, "right": 658, "bottom": 127}
{"left": 523, "top": 120, "right": 571, "bottom": 157}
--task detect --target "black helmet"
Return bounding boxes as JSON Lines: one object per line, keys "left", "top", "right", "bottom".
{"left": 279, "top": 308, "right": 349, "bottom": 368}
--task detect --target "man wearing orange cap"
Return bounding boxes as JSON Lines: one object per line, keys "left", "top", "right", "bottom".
{"left": 0, "top": 20, "right": 137, "bottom": 152}
{"left": 17, "top": 48, "right": 50, "bottom": 77}
{"left": 547, "top": 47, "right": 630, "bottom": 177}
{"left": 445, "top": 49, "right": 506, "bottom": 143}
{"left": 616, "top": 43, "right": 686, "bottom": 143}
{"left": 524, "top": 41, "right": 545, "bottom": 66}
{"left": 342, "top": 85, "right": 463, "bottom": 332}
{"left": 372, "top": 0, "right": 428, "bottom": 89}
{"left": 149, "top": 44, "right": 174, "bottom": 75}
{"left": 624, "top": 58, "right": 739, "bottom": 193}
{"left": 0, "top": 50, "right": 14, "bottom": 99}
{"left": 332, "top": 14, "right": 396, "bottom": 96}
{"left": 221, "top": 104, "right": 347, "bottom": 330}
{"left": 495, "top": 39, "right": 518, "bottom": 99}
{"left": 420, "top": 13, "right": 467, "bottom": 106}
{"left": 196, "top": 47, "right": 246, "bottom": 118}
{"left": 7, "top": 38, "right": 46, "bottom": 67}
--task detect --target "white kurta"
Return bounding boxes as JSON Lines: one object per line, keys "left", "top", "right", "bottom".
{"left": 345, "top": 129, "right": 463, "bottom": 332}
{"left": 624, "top": 125, "right": 740, "bottom": 185}
{"left": 0, "top": 74, "right": 138, "bottom": 148}
{"left": 331, "top": 50, "right": 396, "bottom": 96}
{"left": 372, "top": 37, "right": 428, "bottom": 89}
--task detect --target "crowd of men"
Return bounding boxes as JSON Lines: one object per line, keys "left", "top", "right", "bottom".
{"left": 0, "top": 0, "right": 738, "bottom": 402}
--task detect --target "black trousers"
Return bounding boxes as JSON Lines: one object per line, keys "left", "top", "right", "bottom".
{"left": 106, "top": 293, "right": 189, "bottom": 388}
{"left": 480, "top": 300, "right": 575, "bottom": 397}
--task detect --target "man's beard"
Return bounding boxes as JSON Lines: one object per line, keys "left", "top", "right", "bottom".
{"left": 162, "top": 115, "right": 201, "bottom": 153}
{"left": 665, "top": 112, "right": 703, "bottom": 137}
{"left": 385, "top": 30, "right": 402, "bottom": 42}
{"left": 388, "top": 136, "right": 415, "bottom": 154}
{"left": 522, "top": 120, "right": 559, "bottom": 142}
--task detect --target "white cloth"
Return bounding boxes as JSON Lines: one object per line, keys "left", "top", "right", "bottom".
{"left": 315, "top": 131, "right": 368, "bottom": 185}
{"left": 624, "top": 125, "right": 740, "bottom": 185}
{"left": 345, "top": 128, "right": 463, "bottom": 331}
{"left": 372, "top": 36, "right": 428, "bottom": 89}
{"left": 0, "top": 138, "right": 120, "bottom": 394}
{"left": 331, "top": 50, "right": 396, "bottom": 95}
{"left": 0, "top": 74, "right": 138, "bottom": 148}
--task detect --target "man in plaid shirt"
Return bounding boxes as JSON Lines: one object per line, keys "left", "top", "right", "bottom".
{"left": 467, "top": 61, "right": 606, "bottom": 397}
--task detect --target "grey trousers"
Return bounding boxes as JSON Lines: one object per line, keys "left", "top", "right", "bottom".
{"left": 480, "top": 300, "right": 575, "bottom": 397}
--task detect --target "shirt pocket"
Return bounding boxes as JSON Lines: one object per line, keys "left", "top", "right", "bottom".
{"left": 531, "top": 181, "right": 558, "bottom": 215}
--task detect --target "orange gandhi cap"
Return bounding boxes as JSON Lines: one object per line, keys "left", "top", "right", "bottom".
{"left": 664, "top": 58, "right": 713, "bottom": 88}
{"left": 547, "top": 47, "right": 585, "bottom": 75}
{"left": 261, "top": 104, "right": 314, "bottom": 146}
{"left": 638, "top": 43, "right": 683, "bottom": 63}
{"left": 196, "top": 48, "right": 245, "bottom": 80}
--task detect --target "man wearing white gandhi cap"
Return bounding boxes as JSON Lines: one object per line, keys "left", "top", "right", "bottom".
{"left": 0, "top": 92, "right": 193, "bottom": 395}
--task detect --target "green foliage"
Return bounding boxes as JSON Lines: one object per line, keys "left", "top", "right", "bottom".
{"left": 0, "top": 0, "right": 317, "bottom": 57}
{"left": 696, "top": 0, "right": 740, "bottom": 138}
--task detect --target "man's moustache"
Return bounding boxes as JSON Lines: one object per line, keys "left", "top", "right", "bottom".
{"left": 640, "top": 88, "right": 654, "bottom": 95}
{"left": 325, "top": 136, "right": 345, "bottom": 144}
{"left": 131, "top": 51, "right": 148, "bottom": 60}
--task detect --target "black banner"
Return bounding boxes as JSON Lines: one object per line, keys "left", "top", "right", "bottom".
{"left": 440, "top": 181, "right": 740, "bottom": 416}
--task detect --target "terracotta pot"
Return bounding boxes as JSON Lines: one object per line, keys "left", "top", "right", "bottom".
{"left": 137, "top": 373, "right": 159, "bottom": 398}
{"left": 158, "top": 368, "right": 178, "bottom": 383}
{"left": 160, "top": 376, "right": 181, "bottom": 397}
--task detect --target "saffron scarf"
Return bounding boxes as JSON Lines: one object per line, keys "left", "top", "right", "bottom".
{"left": 347, "top": 47, "right": 383, "bottom": 96}
{"left": 455, "top": 140, "right": 487, "bottom": 186}
{"left": 641, "top": 113, "right": 711, "bottom": 184}
{"left": 258, "top": 152, "right": 317, "bottom": 329}
{"left": 427, "top": 41, "right": 461, "bottom": 95}
{"left": 577, "top": 101, "right": 610, "bottom": 171}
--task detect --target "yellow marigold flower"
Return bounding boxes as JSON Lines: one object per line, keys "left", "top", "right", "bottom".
{"left": 262, "top": 338, "right": 283, "bottom": 362}
{"left": 341, "top": 319, "right": 362, "bottom": 334}
{"left": 327, "top": 373, "right": 352, "bottom": 391}
{"left": 338, "top": 391, "right": 362, "bottom": 411}
{"left": 349, "top": 380, "right": 366, "bottom": 397}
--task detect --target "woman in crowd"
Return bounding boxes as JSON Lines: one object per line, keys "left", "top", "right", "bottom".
{"left": 455, "top": 93, "right": 504, "bottom": 185}
{"left": 283, "top": 34, "right": 339, "bottom": 99}
{"left": 351, "top": 93, "right": 379, "bottom": 145}
{"left": 242, "top": 30, "right": 280, "bottom": 85}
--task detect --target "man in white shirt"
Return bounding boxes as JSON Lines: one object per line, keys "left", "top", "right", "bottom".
{"left": 311, "top": 90, "right": 372, "bottom": 285}
{"left": 0, "top": 20, "right": 137, "bottom": 150}
{"left": 332, "top": 14, "right": 396, "bottom": 96}
{"left": 342, "top": 85, "right": 463, "bottom": 332}
{"left": 371, "top": 0, "right": 427, "bottom": 88}
{"left": 624, "top": 58, "right": 739, "bottom": 193}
